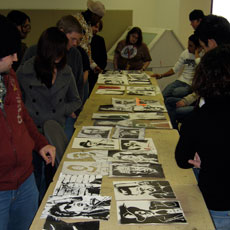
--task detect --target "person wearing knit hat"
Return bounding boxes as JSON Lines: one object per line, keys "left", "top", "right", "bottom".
{"left": 87, "top": 0, "right": 105, "bottom": 17}
{"left": 0, "top": 15, "right": 56, "bottom": 230}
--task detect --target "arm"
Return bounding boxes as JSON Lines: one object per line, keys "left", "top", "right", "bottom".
{"left": 142, "top": 61, "right": 150, "bottom": 71}
{"left": 113, "top": 53, "right": 119, "bottom": 70}
{"left": 151, "top": 68, "right": 175, "bottom": 79}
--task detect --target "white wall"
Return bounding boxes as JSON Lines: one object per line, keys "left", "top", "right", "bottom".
{"left": 0, "top": 0, "right": 212, "bottom": 46}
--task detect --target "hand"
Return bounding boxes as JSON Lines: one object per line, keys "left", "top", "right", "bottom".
{"left": 176, "top": 100, "right": 186, "bottom": 108}
{"left": 151, "top": 73, "right": 162, "bottom": 79}
{"left": 188, "top": 152, "right": 201, "bottom": 168}
{"left": 39, "top": 145, "right": 56, "bottom": 167}
{"left": 70, "top": 112, "right": 77, "bottom": 119}
{"left": 94, "top": 66, "right": 102, "bottom": 74}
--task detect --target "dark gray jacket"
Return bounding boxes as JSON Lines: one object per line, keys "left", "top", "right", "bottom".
{"left": 16, "top": 57, "right": 82, "bottom": 129}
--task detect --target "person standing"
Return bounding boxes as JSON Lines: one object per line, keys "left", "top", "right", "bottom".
{"left": 0, "top": 15, "right": 55, "bottom": 230}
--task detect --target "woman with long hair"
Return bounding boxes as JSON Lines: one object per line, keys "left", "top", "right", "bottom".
{"left": 114, "top": 27, "right": 152, "bottom": 71}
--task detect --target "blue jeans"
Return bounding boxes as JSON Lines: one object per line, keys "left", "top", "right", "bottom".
{"left": 209, "top": 210, "right": 230, "bottom": 230}
{"left": 165, "top": 97, "right": 194, "bottom": 129}
{"left": 0, "top": 173, "right": 39, "bottom": 230}
{"left": 163, "top": 80, "right": 192, "bottom": 99}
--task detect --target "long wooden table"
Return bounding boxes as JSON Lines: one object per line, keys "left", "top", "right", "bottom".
{"left": 30, "top": 76, "right": 215, "bottom": 230}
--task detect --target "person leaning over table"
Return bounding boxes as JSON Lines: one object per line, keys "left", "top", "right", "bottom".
{"left": 175, "top": 44, "right": 230, "bottom": 230}
{"left": 0, "top": 15, "right": 55, "bottom": 230}
{"left": 114, "top": 26, "right": 152, "bottom": 71}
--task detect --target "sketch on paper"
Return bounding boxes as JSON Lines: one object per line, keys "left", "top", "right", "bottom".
{"left": 117, "top": 200, "right": 187, "bottom": 224}
{"left": 66, "top": 150, "right": 108, "bottom": 162}
{"left": 109, "top": 162, "right": 164, "bottom": 178}
{"left": 108, "top": 150, "right": 158, "bottom": 164}
{"left": 120, "top": 138, "right": 156, "bottom": 151}
{"left": 43, "top": 216, "right": 100, "bottom": 230}
{"left": 112, "top": 127, "right": 145, "bottom": 139}
{"left": 113, "top": 180, "right": 175, "bottom": 200}
{"left": 62, "top": 161, "right": 109, "bottom": 176}
{"left": 77, "top": 126, "right": 112, "bottom": 139}
{"left": 92, "top": 113, "right": 130, "bottom": 120}
{"left": 72, "top": 138, "right": 120, "bottom": 150}
{"left": 53, "top": 173, "right": 102, "bottom": 196}
{"left": 41, "top": 195, "right": 111, "bottom": 220}
{"left": 129, "top": 112, "right": 166, "bottom": 120}
{"left": 99, "top": 105, "right": 133, "bottom": 112}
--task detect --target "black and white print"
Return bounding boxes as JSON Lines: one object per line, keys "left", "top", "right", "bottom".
{"left": 53, "top": 174, "right": 102, "bottom": 196}
{"left": 108, "top": 150, "right": 158, "bottom": 164}
{"left": 120, "top": 138, "right": 156, "bottom": 151}
{"left": 129, "top": 112, "right": 166, "bottom": 120}
{"left": 112, "top": 127, "right": 145, "bottom": 139}
{"left": 127, "top": 73, "right": 151, "bottom": 85}
{"left": 77, "top": 126, "right": 112, "bottom": 138}
{"left": 93, "top": 119, "right": 120, "bottom": 127}
{"left": 97, "top": 73, "right": 129, "bottom": 85}
{"left": 127, "top": 86, "right": 156, "bottom": 96}
{"left": 109, "top": 162, "right": 164, "bottom": 178}
{"left": 113, "top": 180, "right": 175, "bottom": 200}
{"left": 117, "top": 200, "right": 187, "bottom": 224}
{"left": 92, "top": 113, "right": 130, "bottom": 120}
{"left": 99, "top": 105, "right": 133, "bottom": 112}
{"left": 41, "top": 195, "right": 111, "bottom": 220}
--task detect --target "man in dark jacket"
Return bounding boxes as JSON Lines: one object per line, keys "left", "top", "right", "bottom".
{"left": 0, "top": 15, "right": 55, "bottom": 230}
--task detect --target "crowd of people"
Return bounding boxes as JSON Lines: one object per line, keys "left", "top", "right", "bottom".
{"left": 1, "top": 2, "right": 230, "bottom": 230}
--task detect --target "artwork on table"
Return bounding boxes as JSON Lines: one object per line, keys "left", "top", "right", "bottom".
{"left": 112, "top": 127, "right": 145, "bottom": 139}
{"left": 53, "top": 173, "right": 102, "bottom": 196}
{"left": 117, "top": 200, "right": 187, "bottom": 224}
{"left": 99, "top": 105, "right": 133, "bottom": 112}
{"left": 43, "top": 216, "right": 100, "bottom": 230}
{"left": 127, "top": 86, "right": 156, "bottom": 96}
{"left": 109, "top": 163, "right": 164, "bottom": 178}
{"left": 41, "top": 195, "right": 111, "bottom": 220}
{"left": 66, "top": 150, "right": 108, "bottom": 162}
{"left": 95, "top": 86, "right": 125, "bottom": 95}
{"left": 92, "top": 113, "right": 130, "bottom": 120}
{"left": 72, "top": 138, "right": 120, "bottom": 150}
{"left": 129, "top": 112, "right": 166, "bottom": 120}
{"left": 113, "top": 180, "right": 176, "bottom": 200}
{"left": 116, "top": 119, "right": 172, "bottom": 129}
{"left": 112, "top": 98, "right": 136, "bottom": 108}
{"left": 62, "top": 161, "right": 109, "bottom": 176}
{"left": 127, "top": 73, "right": 151, "bottom": 85}
{"left": 120, "top": 138, "right": 157, "bottom": 151}
{"left": 108, "top": 150, "right": 158, "bottom": 164}
{"left": 97, "top": 73, "right": 129, "bottom": 85}
{"left": 77, "top": 126, "right": 112, "bottom": 139}
{"left": 93, "top": 119, "right": 121, "bottom": 127}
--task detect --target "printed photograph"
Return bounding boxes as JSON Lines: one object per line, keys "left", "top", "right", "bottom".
{"left": 41, "top": 195, "right": 111, "bottom": 220}
{"left": 109, "top": 162, "right": 164, "bottom": 178}
{"left": 77, "top": 126, "right": 112, "bottom": 139}
{"left": 92, "top": 113, "right": 130, "bottom": 120}
{"left": 99, "top": 105, "right": 133, "bottom": 112}
{"left": 128, "top": 73, "right": 151, "bottom": 85}
{"left": 117, "top": 200, "right": 186, "bottom": 224}
{"left": 127, "top": 86, "right": 156, "bottom": 96}
{"left": 129, "top": 112, "right": 166, "bottom": 120}
{"left": 113, "top": 180, "right": 176, "bottom": 200}
{"left": 120, "top": 138, "right": 156, "bottom": 151}
{"left": 94, "top": 120, "right": 120, "bottom": 127}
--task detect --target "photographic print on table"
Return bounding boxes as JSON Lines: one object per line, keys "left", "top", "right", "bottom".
{"left": 117, "top": 200, "right": 187, "bottom": 224}
{"left": 41, "top": 195, "right": 111, "bottom": 220}
{"left": 53, "top": 173, "right": 102, "bottom": 196}
{"left": 120, "top": 138, "right": 156, "bottom": 151}
{"left": 127, "top": 86, "right": 156, "bottom": 96}
{"left": 66, "top": 150, "right": 108, "bottom": 162}
{"left": 92, "top": 113, "right": 130, "bottom": 120}
{"left": 99, "top": 105, "right": 133, "bottom": 112}
{"left": 77, "top": 126, "right": 112, "bottom": 139}
{"left": 112, "top": 127, "right": 145, "bottom": 139}
{"left": 129, "top": 112, "right": 166, "bottom": 120}
{"left": 97, "top": 73, "right": 129, "bottom": 85}
{"left": 128, "top": 73, "right": 151, "bottom": 85}
{"left": 108, "top": 150, "right": 158, "bottom": 164}
{"left": 113, "top": 180, "right": 176, "bottom": 200}
{"left": 133, "top": 104, "right": 167, "bottom": 112}
{"left": 72, "top": 138, "right": 120, "bottom": 150}
{"left": 62, "top": 161, "right": 109, "bottom": 176}
{"left": 109, "top": 162, "right": 164, "bottom": 178}
{"left": 43, "top": 216, "right": 100, "bottom": 230}
{"left": 112, "top": 98, "right": 136, "bottom": 108}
